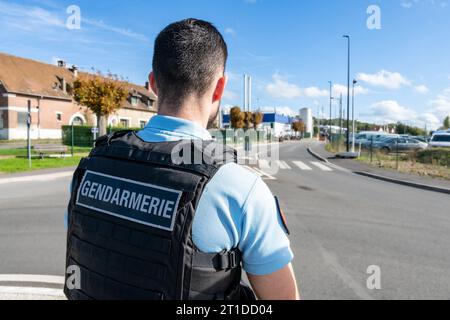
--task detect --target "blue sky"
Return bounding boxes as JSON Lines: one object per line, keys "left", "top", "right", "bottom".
{"left": 0, "top": 0, "right": 449, "bottom": 129}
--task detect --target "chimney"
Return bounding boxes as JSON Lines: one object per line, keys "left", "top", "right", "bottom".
{"left": 62, "top": 77, "right": 67, "bottom": 93}
{"left": 57, "top": 60, "right": 67, "bottom": 68}
{"left": 145, "top": 81, "right": 150, "bottom": 91}
{"left": 70, "top": 65, "right": 79, "bottom": 78}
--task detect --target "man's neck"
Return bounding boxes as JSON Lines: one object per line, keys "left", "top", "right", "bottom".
{"left": 158, "top": 103, "right": 209, "bottom": 129}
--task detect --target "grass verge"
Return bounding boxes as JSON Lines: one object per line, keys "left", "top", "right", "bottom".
{"left": 0, "top": 156, "right": 84, "bottom": 174}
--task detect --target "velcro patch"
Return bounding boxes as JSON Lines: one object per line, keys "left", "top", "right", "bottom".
{"left": 76, "top": 171, "right": 182, "bottom": 232}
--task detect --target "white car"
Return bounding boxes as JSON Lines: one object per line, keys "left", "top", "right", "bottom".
{"left": 429, "top": 133, "right": 450, "bottom": 148}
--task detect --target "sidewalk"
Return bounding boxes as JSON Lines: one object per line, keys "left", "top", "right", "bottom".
{"left": 310, "top": 143, "right": 450, "bottom": 190}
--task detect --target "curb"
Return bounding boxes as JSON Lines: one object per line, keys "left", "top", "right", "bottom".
{"left": 354, "top": 171, "right": 450, "bottom": 195}
{"left": 307, "top": 147, "right": 330, "bottom": 163}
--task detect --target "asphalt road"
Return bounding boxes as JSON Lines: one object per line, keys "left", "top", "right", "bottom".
{"left": 1, "top": 141, "right": 450, "bottom": 300}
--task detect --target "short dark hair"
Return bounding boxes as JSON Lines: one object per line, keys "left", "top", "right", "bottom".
{"left": 152, "top": 18, "right": 228, "bottom": 107}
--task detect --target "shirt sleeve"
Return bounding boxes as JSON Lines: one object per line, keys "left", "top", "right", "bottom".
{"left": 238, "top": 178, "right": 294, "bottom": 276}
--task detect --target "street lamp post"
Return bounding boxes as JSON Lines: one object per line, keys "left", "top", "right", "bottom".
{"left": 352, "top": 79, "right": 357, "bottom": 153}
{"left": 328, "top": 81, "right": 333, "bottom": 139}
{"left": 343, "top": 35, "right": 351, "bottom": 152}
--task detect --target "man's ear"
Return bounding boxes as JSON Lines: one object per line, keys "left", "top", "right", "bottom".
{"left": 149, "top": 72, "right": 158, "bottom": 95}
{"left": 212, "top": 75, "right": 228, "bottom": 103}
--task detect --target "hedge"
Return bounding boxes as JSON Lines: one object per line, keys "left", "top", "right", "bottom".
{"left": 415, "top": 148, "right": 450, "bottom": 167}
{"left": 62, "top": 126, "right": 142, "bottom": 147}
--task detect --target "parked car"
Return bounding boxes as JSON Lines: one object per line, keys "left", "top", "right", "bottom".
{"left": 362, "top": 134, "right": 400, "bottom": 148}
{"left": 350, "top": 132, "right": 394, "bottom": 146}
{"left": 428, "top": 133, "right": 450, "bottom": 148}
{"left": 374, "top": 137, "right": 428, "bottom": 153}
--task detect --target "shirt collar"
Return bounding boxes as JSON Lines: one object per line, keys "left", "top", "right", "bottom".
{"left": 145, "top": 115, "right": 213, "bottom": 140}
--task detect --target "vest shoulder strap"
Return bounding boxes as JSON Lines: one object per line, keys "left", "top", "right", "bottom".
{"left": 91, "top": 130, "right": 237, "bottom": 179}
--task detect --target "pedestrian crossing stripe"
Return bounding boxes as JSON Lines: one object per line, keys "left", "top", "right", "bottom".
{"left": 277, "top": 161, "right": 292, "bottom": 170}
{"left": 245, "top": 161, "right": 333, "bottom": 175}
{"left": 311, "top": 162, "right": 333, "bottom": 172}
{"left": 293, "top": 161, "right": 312, "bottom": 171}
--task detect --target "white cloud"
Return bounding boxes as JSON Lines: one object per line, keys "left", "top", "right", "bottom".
{"left": 0, "top": 1, "right": 65, "bottom": 29}
{"left": 265, "top": 74, "right": 303, "bottom": 99}
{"left": 429, "top": 88, "right": 450, "bottom": 120}
{"left": 83, "top": 18, "right": 149, "bottom": 42}
{"left": 303, "top": 87, "right": 329, "bottom": 98}
{"left": 357, "top": 70, "right": 411, "bottom": 90}
{"left": 332, "top": 84, "right": 369, "bottom": 97}
{"left": 0, "top": 1, "right": 149, "bottom": 42}
{"left": 265, "top": 74, "right": 330, "bottom": 99}
{"left": 414, "top": 85, "right": 430, "bottom": 94}
{"left": 363, "top": 100, "right": 442, "bottom": 130}
{"left": 222, "top": 89, "right": 238, "bottom": 101}
{"left": 260, "top": 106, "right": 296, "bottom": 116}
{"left": 224, "top": 28, "right": 235, "bottom": 35}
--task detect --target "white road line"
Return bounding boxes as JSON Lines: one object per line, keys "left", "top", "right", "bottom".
{"left": 0, "top": 172, "right": 73, "bottom": 185}
{"left": 293, "top": 161, "right": 312, "bottom": 171}
{"left": 252, "top": 167, "right": 277, "bottom": 180}
{"left": 277, "top": 161, "right": 291, "bottom": 170}
{"left": 243, "top": 166, "right": 263, "bottom": 177}
{"left": 0, "top": 274, "right": 65, "bottom": 285}
{"left": 311, "top": 162, "right": 333, "bottom": 172}
{"left": 0, "top": 286, "right": 65, "bottom": 299}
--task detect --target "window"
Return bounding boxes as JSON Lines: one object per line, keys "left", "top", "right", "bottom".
{"left": 131, "top": 96, "right": 139, "bottom": 107}
{"left": 147, "top": 99, "right": 154, "bottom": 108}
{"left": 0, "top": 111, "right": 3, "bottom": 129}
{"left": 432, "top": 135, "right": 450, "bottom": 142}
{"left": 56, "top": 113, "right": 62, "bottom": 122}
{"left": 120, "top": 119, "right": 130, "bottom": 128}
{"left": 71, "top": 116, "right": 84, "bottom": 126}
{"left": 17, "top": 112, "right": 28, "bottom": 128}
{"left": 140, "top": 120, "right": 147, "bottom": 128}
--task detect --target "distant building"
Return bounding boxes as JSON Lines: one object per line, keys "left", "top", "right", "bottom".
{"left": 0, "top": 52, "right": 158, "bottom": 140}
{"left": 299, "top": 108, "right": 313, "bottom": 136}
{"left": 222, "top": 112, "right": 293, "bottom": 137}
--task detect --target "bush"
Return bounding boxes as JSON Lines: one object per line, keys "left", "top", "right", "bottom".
{"left": 416, "top": 149, "right": 450, "bottom": 167}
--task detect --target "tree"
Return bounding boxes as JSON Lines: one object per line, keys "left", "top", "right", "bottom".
{"left": 230, "top": 107, "right": 245, "bottom": 129}
{"left": 243, "top": 112, "right": 254, "bottom": 130}
{"left": 252, "top": 112, "right": 263, "bottom": 129}
{"left": 292, "top": 121, "right": 306, "bottom": 137}
{"left": 73, "top": 72, "right": 128, "bottom": 136}
{"left": 444, "top": 116, "right": 450, "bottom": 130}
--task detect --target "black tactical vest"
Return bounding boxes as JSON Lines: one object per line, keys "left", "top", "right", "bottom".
{"left": 64, "top": 131, "right": 253, "bottom": 300}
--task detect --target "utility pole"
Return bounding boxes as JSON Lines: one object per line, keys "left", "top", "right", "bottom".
{"left": 328, "top": 81, "right": 333, "bottom": 139}
{"left": 352, "top": 79, "right": 357, "bottom": 153}
{"left": 27, "top": 100, "right": 32, "bottom": 168}
{"left": 343, "top": 35, "right": 351, "bottom": 152}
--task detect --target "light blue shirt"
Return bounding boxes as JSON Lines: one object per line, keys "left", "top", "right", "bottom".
{"left": 136, "top": 115, "right": 294, "bottom": 276}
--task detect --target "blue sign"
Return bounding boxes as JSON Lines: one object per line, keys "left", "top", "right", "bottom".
{"left": 76, "top": 171, "right": 182, "bottom": 232}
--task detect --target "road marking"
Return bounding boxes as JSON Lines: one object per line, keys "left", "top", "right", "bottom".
{"left": 0, "top": 274, "right": 65, "bottom": 285}
{"left": 252, "top": 167, "right": 277, "bottom": 180}
{"left": 0, "top": 172, "right": 73, "bottom": 185}
{"left": 244, "top": 166, "right": 276, "bottom": 180}
{"left": 293, "top": 161, "right": 312, "bottom": 171}
{"left": 277, "top": 161, "right": 292, "bottom": 170}
{"left": 318, "top": 247, "right": 374, "bottom": 300}
{"left": 311, "top": 162, "right": 333, "bottom": 172}
{"left": 243, "top": 166, "right": 263, "bottom": 177}
{"left": 0, "top": 286, "right": 65, "bottom": 299}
